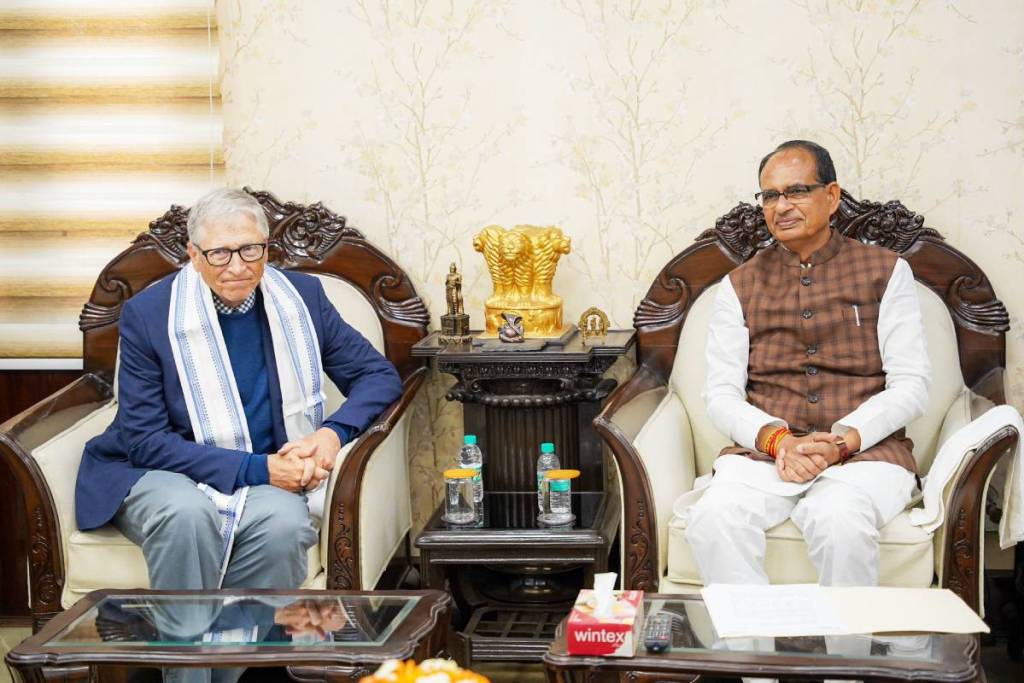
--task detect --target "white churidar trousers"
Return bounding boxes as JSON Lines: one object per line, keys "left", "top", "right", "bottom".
{"left": 682, "top": 460, "right": 917, "bottom": 683}
{"left": 683, "top": 460, "right": 917, "bottom": 587}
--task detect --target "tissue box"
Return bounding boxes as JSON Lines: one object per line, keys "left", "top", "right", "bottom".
{"left": 566, "top": 589, "right": 644, "bottom": 656}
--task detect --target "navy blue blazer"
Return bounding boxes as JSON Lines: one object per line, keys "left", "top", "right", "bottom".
{"left": 75, "top": 269, "right": 403, "bottom": 531}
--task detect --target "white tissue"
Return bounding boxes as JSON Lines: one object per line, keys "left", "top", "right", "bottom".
{"left": 592, "top": 572, "right": 617, "bottom": 618}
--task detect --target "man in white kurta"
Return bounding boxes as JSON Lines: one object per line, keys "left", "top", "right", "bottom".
{"left": 684, "top": 140, "right": 931, "bottom": 589}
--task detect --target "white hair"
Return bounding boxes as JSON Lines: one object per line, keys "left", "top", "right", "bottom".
{"left": 186, "top": 188, "right": 270, "bottom": 244}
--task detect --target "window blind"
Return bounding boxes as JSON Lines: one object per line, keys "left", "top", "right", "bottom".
{"left": 0, "top": 0, "right": 223, "bottom": 358}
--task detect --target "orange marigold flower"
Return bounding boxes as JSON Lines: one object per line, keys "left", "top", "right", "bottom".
{"left": 359, "top": 658, "right": 490, "bottom": 683}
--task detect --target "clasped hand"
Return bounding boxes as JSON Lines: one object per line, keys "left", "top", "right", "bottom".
{"left": 266, "top": 427, "right": 342, "bottom": 493}
{"left": 776, "top": 432, "right": 843, "bottom": 484}
{"left": 274, "top": 599, "right": 349, "bottom": 640}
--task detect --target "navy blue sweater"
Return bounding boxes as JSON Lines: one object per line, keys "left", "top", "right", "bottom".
{"left": 220, "top": 304, "right": 358, "bottom": 487}
{"left": 219, "top": 306, "right": 273, "bottom": 486}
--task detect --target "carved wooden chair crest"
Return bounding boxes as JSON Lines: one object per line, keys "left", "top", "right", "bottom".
{"left": 0, "top": 188, "right": 429, "bottom": 630}
{"left": 595, "top": 189, "right": 1015, "bottom": 612}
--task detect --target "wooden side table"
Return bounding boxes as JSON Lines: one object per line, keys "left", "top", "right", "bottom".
{"left": 416, "top": 491, "right": 619, "bottom": 665}
{"left": 412, "top": 329, "right": 635, "bottom": 665}
{"left": 412, "top": 329, "right": 635, "bottom": 493}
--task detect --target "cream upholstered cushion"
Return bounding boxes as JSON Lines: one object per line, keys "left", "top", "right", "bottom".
{"left": 30, "top": 402, "right": 117, "bottom": 608}
{"left": 630, "top": 391, "right": 696, "bottom": 578}
{"left": 65, "top": 529, "right": 322, "bottom": 608}
{"left": 660, "top": 276, "right": 965, "bottom": 591}
{"left": 669, "top": 284, "right": 731, "bottom": 477}
{"left": 312, "top": 273, "right": 411, "bottom": 588}
{"left": 313, "top": 274, "right": 386, "bottom": 414}
{"left": 34, "top": 272, "right": 397, "bottom": 607}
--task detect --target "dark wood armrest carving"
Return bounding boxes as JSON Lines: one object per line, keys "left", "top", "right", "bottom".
{"left": 0, "top": 373, "right": 112, "bottom": 632}
{"left": 593, "top": 365, "right": 669, "bottom": 592}
{"left": 1, "top": 374, "right": 112, "bottom": 453}
{"left": 325, "top": 366, "right": 428, "bottom": 590}
{"left": 941, "top": 424, "right": 1019, "bottom": 612}
{"left": 600, "top": 363, "right": 668, "bottom": 422}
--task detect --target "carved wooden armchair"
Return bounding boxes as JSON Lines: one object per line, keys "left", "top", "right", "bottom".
{"left": 595, "top": 191, "right": 1017, "bottom": 612}
{"left": 0, "top": 189, "right": 430, "bottom": 630}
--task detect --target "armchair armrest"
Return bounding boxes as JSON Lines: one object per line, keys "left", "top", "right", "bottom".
{"left": 1, "top": 373, "right": 112, "bottom": 453}
{"left": 968, "top": 367, "right": 1006, "bottom": 409}
{"left": 323, "top": 366, "right": 427, "bottom": 590}
{"left": 935, "top": 368, "right": 1019, "bottom": 613}
{"left": 0, "top": 373, "right": 114, "bottom": 631}
{"left": 594, "top": 363, "right": 696, "bottom": 591}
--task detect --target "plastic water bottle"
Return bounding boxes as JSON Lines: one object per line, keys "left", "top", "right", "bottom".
{"left": 547, "top": 474, "right": 572, "bottom": 517}
{"left": 536, "top": 442, "right": 560, "bottom": 513}
{"left": 458, "top": 434, "right": 484, "bottom": 503}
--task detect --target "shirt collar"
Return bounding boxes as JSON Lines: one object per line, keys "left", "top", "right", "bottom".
{"left": 776, "top": 228, "right": 844, "bottom": 266}
{"left": 213, "top": 290, "right": 257, "bottom": 316}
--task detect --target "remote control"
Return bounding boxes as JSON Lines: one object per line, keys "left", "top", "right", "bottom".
{"left": 643, "top": 612, "right": 673, "bottom": 653}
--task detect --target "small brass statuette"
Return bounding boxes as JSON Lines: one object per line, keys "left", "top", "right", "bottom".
{"left": 498, "top": 311, "right": 525, "bottom": 343}
{"left": 473, "top": 224, "right": 572, "bottom": 338}
{"left": 578, "top": 306, "right": 609, "bottom": 345}
{"left": 439, "top": 262, "right": 472, "bottom": 345}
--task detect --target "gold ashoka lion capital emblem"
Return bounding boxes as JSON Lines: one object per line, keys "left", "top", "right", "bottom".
{"left": 472, "top": 224, "right": 572, "bottom": 338}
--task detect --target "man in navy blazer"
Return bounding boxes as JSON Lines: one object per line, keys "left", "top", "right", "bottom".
{"left": 75, "top": 188, "right": 403, "bottom": 591}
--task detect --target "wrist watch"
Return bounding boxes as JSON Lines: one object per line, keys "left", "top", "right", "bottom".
{"left": 833, "top": 437, "right": 850, "bottom": 464}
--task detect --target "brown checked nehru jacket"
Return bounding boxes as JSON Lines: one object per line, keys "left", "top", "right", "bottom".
{"left": 720, "top": 229, "right": 917, "bottom": 473}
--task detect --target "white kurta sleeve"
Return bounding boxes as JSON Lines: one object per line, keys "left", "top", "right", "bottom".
{"left": 703, "top": 275, "right": 786, "bottom": 450}
{"left": 832, "top": 257, "right": 932, "bottom": 450}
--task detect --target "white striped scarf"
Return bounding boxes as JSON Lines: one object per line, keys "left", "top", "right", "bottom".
{"left": 168, "top": 264, "right": 327, "bottom": 585}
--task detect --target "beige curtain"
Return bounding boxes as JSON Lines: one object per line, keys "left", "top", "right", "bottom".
{"left": 0, "top": 0, "right": 224, "bottom": 359}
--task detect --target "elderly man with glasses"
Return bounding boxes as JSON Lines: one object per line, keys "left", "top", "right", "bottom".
{"left": 75, "top": 187, "right": 403, "bottom": 593}
{"left": 682, "top": 140, "right": 932, "bottom": 591}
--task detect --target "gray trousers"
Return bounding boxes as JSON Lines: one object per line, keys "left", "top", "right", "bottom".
{"left": 114, "top": 471, "right": 318, "bottom": 683}
{"left": 114, "top": 470, "right": 318, "bottom": 591}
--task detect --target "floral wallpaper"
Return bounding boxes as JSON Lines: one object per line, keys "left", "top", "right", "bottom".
{"left": 217, "top": 0, "right": 1024, "bottom": 533}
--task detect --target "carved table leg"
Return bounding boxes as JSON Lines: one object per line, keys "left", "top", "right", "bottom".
{"left": 418, "top": 551, "right": 446, "bottom": 591}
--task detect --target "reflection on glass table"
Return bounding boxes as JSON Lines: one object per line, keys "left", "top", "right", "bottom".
{"left": 48, "top": 594, "right": 420, "bottom": 648}
{"left": 648, "top": 596, "right": 941, "bottom": 663}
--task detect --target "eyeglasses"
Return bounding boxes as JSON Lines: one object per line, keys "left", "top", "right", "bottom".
{"left": 196, "top": 242, "right": 267, "bottom": 266}
{"left": 754, "top": 183, "right": 827, "bottom": 208}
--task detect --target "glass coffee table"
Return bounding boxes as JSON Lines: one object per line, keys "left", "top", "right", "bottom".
{"left": 6, "top": 589, "right": 451, "bottom": 682}
{"left": 543, "top": 593, "right": 981, "bottom": 682}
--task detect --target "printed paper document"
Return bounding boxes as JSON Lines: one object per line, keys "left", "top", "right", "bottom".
{"left": 701, "top": 584, "right": 989, "bottom": 638}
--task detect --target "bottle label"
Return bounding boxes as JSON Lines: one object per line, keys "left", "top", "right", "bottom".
{"left": 549, "top": 480, "right": 571, "bottom": 493}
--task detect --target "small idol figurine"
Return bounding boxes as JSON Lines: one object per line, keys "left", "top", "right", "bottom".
{"left": 439, "top": 262, "right": 472, "bottom": 345}
{"left": 498, "top": 311, "right": 525, "bottom": 343}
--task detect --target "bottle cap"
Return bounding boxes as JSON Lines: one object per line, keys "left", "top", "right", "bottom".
{"left": 444, "top": 468, "right": 477, "bottom": 479}
{"left": 540, "top": 442, "right": 555, "bottom": 454}
{"left": 545, "top": 469, "right": 580, "bottom": 479}
{"left": 463, "top": 434, "right": 477, "bottom": 445}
